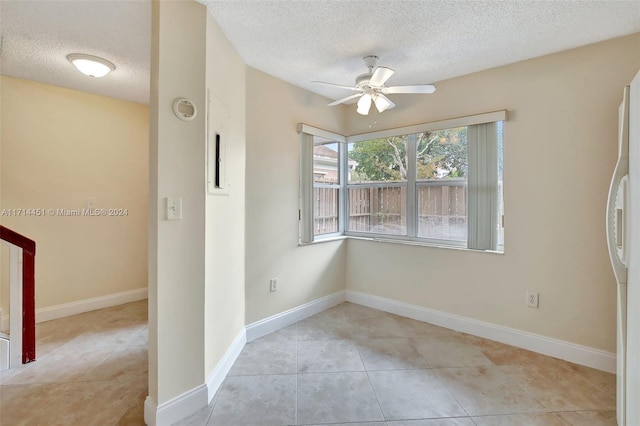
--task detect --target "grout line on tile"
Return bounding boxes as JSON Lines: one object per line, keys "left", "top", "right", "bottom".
{"left": 554, "top": 360, "right": 616, "bottom": 397}
{"left": 432, "top": 367, "right": 472, "bottom": 418}
{"left": 357, "top": 350, "right": 386, "bottom": 421}
{"left": 496, "top": 363, "right": 584, "bottom": 413}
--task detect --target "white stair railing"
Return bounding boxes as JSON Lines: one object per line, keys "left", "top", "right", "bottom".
{"left": 9, "top": 243, "right": 23, "bottom": 369}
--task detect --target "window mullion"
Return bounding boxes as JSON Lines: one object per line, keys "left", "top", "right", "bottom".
{"left": 339, "top": 142, "right": 347, "bottom": 234}
{"left": 406, "top": 134, "right": 417, "bottom": 238}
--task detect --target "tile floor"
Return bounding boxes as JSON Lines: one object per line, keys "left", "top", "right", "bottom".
{"left": 0, "top": 300, "right": 148, "bottom": 425}
{"left": 0, "top": 300, "right": 617, "bottom": 426}
{"left": 183, "top": 302, "right": 616, "bottom": 426}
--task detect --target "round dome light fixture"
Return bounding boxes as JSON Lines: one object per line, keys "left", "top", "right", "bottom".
{"left": 67, "top": 53, "right": 115, "bottom": 78}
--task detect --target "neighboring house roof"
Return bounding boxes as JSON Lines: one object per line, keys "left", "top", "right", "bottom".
{"left": 314, "top": 145, "right": 338, "bottom": 160}
{"left": 314, "top": 145, "right": 357, "bottom": 168}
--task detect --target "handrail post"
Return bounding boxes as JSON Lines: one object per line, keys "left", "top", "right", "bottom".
{"left": 22, "top": 250, "right": 35, "bottom": 363}
{"left": 9, "top": 245, "right": 23, "bottom": 368}
{"left": 0, "top": 225, "right": 36, "bottom": 365}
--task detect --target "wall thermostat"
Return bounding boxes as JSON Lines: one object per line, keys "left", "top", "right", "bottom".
{"left": 172, "top": 97, "right": 197, "bottom": 121}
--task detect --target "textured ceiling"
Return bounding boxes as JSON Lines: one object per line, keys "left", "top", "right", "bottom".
{"left": 1, "top": 1, "right": 639, "bottom": 106}
{"left": 0, "top": 0, "right": 151, "bottom": 105}
{"left": 203, "top": 0, "right": 640, "bottom": 101}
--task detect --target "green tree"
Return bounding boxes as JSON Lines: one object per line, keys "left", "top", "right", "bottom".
{"left": 349, "top": 127, "right": 467, "bottom": 181}
{"left": 416, "top": 127, "right": 467, "bottom": 179}
{"left": 349, "top": 136, "right": 408, "bottom": 181}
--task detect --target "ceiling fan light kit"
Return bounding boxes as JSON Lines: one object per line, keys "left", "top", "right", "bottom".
{"left": 67, "top": 53, "right": 115, "bottom": 78}
{"left": 313, "top": 55, "right": 436, "bottom": 115}
{"left": 357, "top": 93, "right": 372, "bottom": 115}
{"left": 373, "top": 93, "right": 393, "bottom": 113}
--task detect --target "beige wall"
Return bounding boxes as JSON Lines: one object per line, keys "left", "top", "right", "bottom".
{"left": 0, "top": 76, "right": 148, "bottom": 317}
{"left": 345, "top": 34, "right": 640, "bottom": 352}
{"left": 148, "top": 0, "right": 247, "bottom": 411}
{"left": 149, "top": 0, "right": 207, "bottom": 405}
{"left": 245, "top": 67, "right": 347, "bottom": 324}
{"left": 204, "top": 12, "right": 246, "bottom": 379}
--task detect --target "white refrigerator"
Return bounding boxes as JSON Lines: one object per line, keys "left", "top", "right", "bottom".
{"left": 607, "top": 70, "right": 640, "bottom": 426}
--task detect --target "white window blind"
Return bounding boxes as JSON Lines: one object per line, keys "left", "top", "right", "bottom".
{"left": 468, "top": 122, "right": 499, "bottom": 250}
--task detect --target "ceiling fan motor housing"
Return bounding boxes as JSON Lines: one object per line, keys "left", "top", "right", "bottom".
{"left": 355, "top": 73, "right": 374, "bottom": 88}
{"left": 362, "top": 55, "right": 378, "bottom": 69}
{"left": 357, "top": 55, "right": 379, "bottom": 88}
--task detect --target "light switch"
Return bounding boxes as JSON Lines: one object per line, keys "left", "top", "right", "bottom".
{"left": 167, "top": 197, "right": 182, "bottom": 220}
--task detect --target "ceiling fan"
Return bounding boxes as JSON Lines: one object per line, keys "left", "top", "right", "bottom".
{"left": 312, "top": 55, "right": 436, "bottom": 115}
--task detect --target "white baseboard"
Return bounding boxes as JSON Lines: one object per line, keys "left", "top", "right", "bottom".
{"left": 0, "top": 287, "right": 148, "bottom": 330}
{"left": 145, "top": 292, "right": 347, "bottom": 425}
{"left": 346, "top": 290, "right": 616, "bottom": 373}
{"left": 144, "top": 396, "right": 157, "bottom": 426}
{"left": 245, "top": 290, "right": 346, "bottom": 342}
{"left": 206, "top": 328, "right": 246, "bottom": 402}
{"left": 144, "top": 383, "right": 209, "bottom": 426}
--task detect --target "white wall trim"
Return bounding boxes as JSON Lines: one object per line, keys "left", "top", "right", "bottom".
{"left": 144, "top": 383, "right": 209, "bottom": 426}
{"left": 206, "top": 328, "right": 246, "bottom": 402}
{"left": 0, "top": 311, "right": 3, "bottom": 334}
{"left": 245, "top": 290, "right": 346, "bottom": 342}
{"left": 347, "top": 110, "right": 508, "bottom": 143}
{"left": 36, "top": 287, "right": 148, "bottom": 324}
{"left": 0, "top": 335, "right": 9, "bottom": 372}
{"left": 142, "top": 329, "right": 246, "bottom": 426}
{"left": 144, "top": 396, "right": 157, "bottom": 426}
{"left": 0, "top": 288, "right": 148, "bottom": 329}
{"left": 144, "top": 292, "right": 347, "bottom": 425}
{"left": 346, "top": 290, "right": 616, "bottom": 373}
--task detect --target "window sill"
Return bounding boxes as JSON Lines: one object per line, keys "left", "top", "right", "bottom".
{"left": 301, "top": 233, "right": 504, "bottom": 254}
{"left": 298, "top": 235, "right": 348, "bottom": 246}
{"left": 348, "top": 235, "right": 504, "bottom": 254}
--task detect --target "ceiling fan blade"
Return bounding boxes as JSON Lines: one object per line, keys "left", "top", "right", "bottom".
{"left": 374, "top": 94, "right": 395, "bottom": 113}
{"left": 383, "top": 84, "right": 436, "bottom": 94}
{"left": 369, "top": 67, "right": 395, "bottom": 87}
{"left": 312, "top": 81, "right": 361, "bottom": 91}
{"left": 327, "top": 93, "right": 363, "bottom": 106}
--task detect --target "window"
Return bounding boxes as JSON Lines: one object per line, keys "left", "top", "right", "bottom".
{"left": 348, "top": 135, "right": 408, "bottom": 236}
{"left": 299, "top": 126, "right": 346, "bottom": 243}
{"left": 313, "top": 141, "right": 340, "bottom": 235}
{"left": 415, "top": 127, "right": 468, "bottom": 242}
{"left": 299, "top": 111, "right": 505, "bottom": 252}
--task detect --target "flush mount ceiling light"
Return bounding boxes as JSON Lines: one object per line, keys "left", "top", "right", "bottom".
{"left": 67, "top": 53, "right": 115, "bottom": 78}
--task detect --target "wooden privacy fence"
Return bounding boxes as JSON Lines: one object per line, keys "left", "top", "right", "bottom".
{"left": 314, "top": 187, "right": 339, "bottom": 234}
{"left": 349, "top": 186, "right": 406, "bottom": 233}
{"left": 314, "top": 181, "right": 467, "bottom": 237}
{"left": 416, "top": 183, "right": 467, "bottom": 239}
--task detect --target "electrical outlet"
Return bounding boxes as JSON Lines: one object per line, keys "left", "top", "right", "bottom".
{"left": 526, "top": 291, "right": 539, "bottom": 308}
{"left": 269, "top": 278, "right": 278, "bottom": 292}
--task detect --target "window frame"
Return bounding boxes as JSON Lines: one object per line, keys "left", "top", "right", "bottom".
{"left": 298, "top": 110, "right": 507, "bottom": 250}
{"left": 312, "top": 139, "right": 343, "bottom": 237}
{"left": 299, "top": 125, "right": 346, "bottom": 244}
